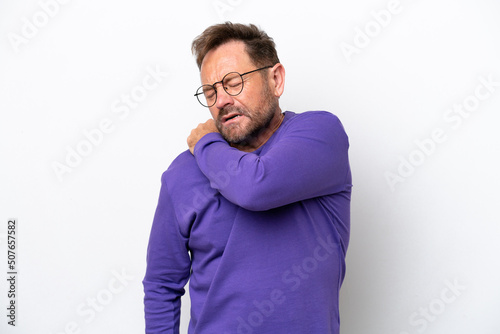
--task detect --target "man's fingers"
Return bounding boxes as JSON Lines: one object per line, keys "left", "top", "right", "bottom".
{"left": 187, "top": 120, "right": 218, "bottom": 155}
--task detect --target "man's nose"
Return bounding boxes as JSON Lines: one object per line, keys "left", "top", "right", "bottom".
{"left": 214, "top": 85, "right": 234, "bottom": 110}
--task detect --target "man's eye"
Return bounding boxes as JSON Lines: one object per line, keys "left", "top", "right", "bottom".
{"left": 224, "top": 76, "right": 241, "bottom": 88}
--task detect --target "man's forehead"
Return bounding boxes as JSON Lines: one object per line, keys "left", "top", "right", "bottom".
{"left": 200, "top": 41, "right": 252, "bottom": 83}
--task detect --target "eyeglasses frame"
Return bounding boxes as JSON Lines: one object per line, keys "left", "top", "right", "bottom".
{"left": 194, "top": 65, "right": 273, "bottom": 107}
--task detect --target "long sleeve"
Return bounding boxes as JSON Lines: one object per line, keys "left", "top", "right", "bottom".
{"left": 193, "top": 111, "right": 351, "bottom": 211}
{"left": 143, "top": 173, "right": 191, "bottom": 334}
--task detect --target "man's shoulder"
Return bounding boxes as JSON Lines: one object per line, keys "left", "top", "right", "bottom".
{"left": 287, "top": 110, "right": 340, "bottom": 122}
{"left": 161, "top": 150, "right": 205, "bottom": 189}
{"left": 284, "top": 110, "right": 345, "bottom": 132}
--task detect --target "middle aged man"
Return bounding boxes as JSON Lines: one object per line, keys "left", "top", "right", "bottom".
{"left": 144, "top": 22, "right": 352, "bottom": 334}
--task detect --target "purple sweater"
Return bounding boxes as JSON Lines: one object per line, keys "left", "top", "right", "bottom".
{"left": 143, "top": 110, "right": 352, "bottom": 333}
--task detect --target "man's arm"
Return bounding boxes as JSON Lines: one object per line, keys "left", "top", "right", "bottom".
{"left": 143, "top": 173, "right": 191, "bottom": 333}
{"left": 191, "top": 111, "right": 351, "bottom": 211}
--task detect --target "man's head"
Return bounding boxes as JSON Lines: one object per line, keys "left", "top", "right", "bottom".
{"left": 192, "top": 23, "right": 285, "bottom": 150}
{"left": 192, "top": 22, "right": 280, "bottom": 70}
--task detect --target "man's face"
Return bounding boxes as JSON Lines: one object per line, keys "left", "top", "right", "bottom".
{"left": 200, "top": 41, "right": 278, "bottom": 145}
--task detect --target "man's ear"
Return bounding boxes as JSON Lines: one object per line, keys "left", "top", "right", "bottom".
{"left": 270, "top": 63, "right": 285, "bottom": 98}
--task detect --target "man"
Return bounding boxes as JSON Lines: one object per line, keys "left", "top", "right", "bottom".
{"left": 143, "top": 22, "right": 352, "bottom": 334}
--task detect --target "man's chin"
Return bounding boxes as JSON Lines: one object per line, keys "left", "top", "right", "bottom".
{"left": 219, "top": 121, "right": 251, "bottom": 144}
{"left": 221, "top": 130, "right": 250, "bottom": 145}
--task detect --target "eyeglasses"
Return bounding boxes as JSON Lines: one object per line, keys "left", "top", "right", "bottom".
{"left": 194, "top": 66, "right": 273, "bottom": 107}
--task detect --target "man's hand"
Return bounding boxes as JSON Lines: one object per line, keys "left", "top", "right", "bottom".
{"left": 187, "top": 119, "right": 219, "bottom": 154}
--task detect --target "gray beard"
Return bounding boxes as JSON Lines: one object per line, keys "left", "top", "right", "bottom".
{"left": 216, "top": 83, "right": 278, "bottom": 145}
{"left": 217, "top": 98, "right": 278, "bottom": 146}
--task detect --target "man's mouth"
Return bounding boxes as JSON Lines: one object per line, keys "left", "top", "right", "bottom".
{"left": 222, "top": 112, "right": 244, "bottom": 124}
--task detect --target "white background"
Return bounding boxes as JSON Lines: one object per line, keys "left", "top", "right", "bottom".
{"left": 1, "top": 0, "right": 499, "bottom": 333}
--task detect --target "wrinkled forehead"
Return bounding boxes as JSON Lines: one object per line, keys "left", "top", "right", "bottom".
{"left": 200, "top": 40, "right": 254, "bottom": 85}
